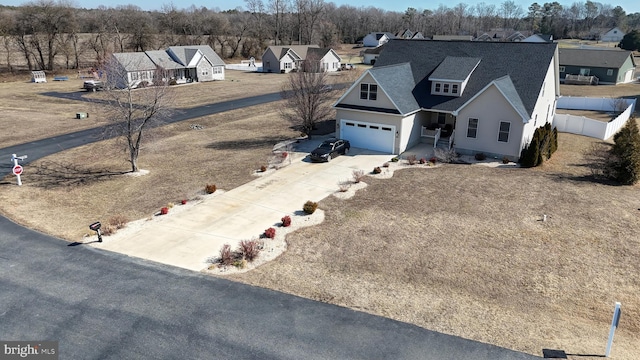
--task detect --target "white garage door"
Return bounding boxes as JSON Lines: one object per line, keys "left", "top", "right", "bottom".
{"left": 340, "top": 119, "right": 395, "bottom": 153}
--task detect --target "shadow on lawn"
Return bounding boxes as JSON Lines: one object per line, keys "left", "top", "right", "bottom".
{"left": 206, "top": 136, "right": 287, "bottom": 150}
{"left": 29, "top": 161, "right": 128, "bottom": 188}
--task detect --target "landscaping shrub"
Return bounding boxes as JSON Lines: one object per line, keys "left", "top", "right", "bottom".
{"left": 609, "top": 117, "right": 640, "bottom": 184}
{"left": 338, "top": 181, "right": 351, "bottom": 192}
{"left": 520, "top": 124, "right": 558, "bottom": 167}
{"left": 352, "top": 169, "right": 365, "bottom": 183}
{"left": 108, "top": 215, "right": 129, "bottom": 230}
{"left": 390, "top": 157, "right": 399, "bottom": 162}
{"left": 429, "top": 156, "right": 437, "bottom": 164}
{"left": 219, "top": 244, "right": 234, "bottom": 266}
{"left": 260, "top": 165, "right": 267, "bottom": 172}
{"left": 167, "top": 202, "right": 175, "bottom": 208}
{"left": 382, "top": 162, "right": 390, "bottom": 168}
{"left": 169, "top": 79, "right": 178, "bottom": 86}
{"left": 303, "top": 200, "right": 318, "bottom": 214}
{"left": 233, "top": 259, "right": 247, "bottom": 269}
{"left": 160, "top": 207, "right": 169, "bottom": 215}
{"left": 419, "top": 158, "right": 427, "bottom": 164}
{"left": 372, "top": 166, "right": 382, "bottom": 174}
{"left": 264, "top": 227, "right": 276, "bottom": 238}
{"left": 181, "top": 199, "right": 187, "bottom": 205}
{"left": 502, "top": 156, "right": 510, "bottom": 164}
{"left": 101, "top": 224, "right": 115, "bottom": 236}
{"left": 281, "top": 215, "right": 291, "bottom": 227}
{"left": 474, "top": 152, "right": 486, "bottom": 161}
{"left": 239, "top": 239, "right": 261, "bottom": 261}
{"left": 406, "top": 154, "right": 417, "bottom": 165}
{"left": 205, "top": 184, "right": 217, "bottom": 194}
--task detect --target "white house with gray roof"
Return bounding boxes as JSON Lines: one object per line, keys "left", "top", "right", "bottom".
{"left": 109, "top": 45, "right": 225, "bottom": 88}
{"left": 362, "top": 32, "right": 396, "bottom": 47}
{"left": 333, "top": 39, "right": 560, "bottom": 161}
{"left": 260, "top": 45, "right": 341, "bottom": 73}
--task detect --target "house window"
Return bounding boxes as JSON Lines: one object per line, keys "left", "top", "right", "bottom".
{"left": 437, "top": 113, "right": 446, "bottom": 126}
{"left": 467, "top": 118, "right": 478, "bottom": 138}
{"left": 284, "top": 62, "right": 292, "bottom": 69}
{"left": 579, "top": 68, "right": 590, "bottom": 76}
{"left": 498, "top": 121, "right": 510, "bottom": 142}
{"left": 434, "top": 83, "right": 441, "bottom": 92}
{"left": 607, "top": 69, "right": 613, "bottom": 76}
{"left": 443, "top": 83, "right": 450, "bottom": 93}
{"left": 360, "top": 84, "right": 377, "bottom": 100}
{"left": 201, "top": 69, "right": 209, "bottom": 76}
{"left": 130, "top": 72, "right": 139, "bottom": 81}
{"left": 213, "top": 67, "right": 222, "bottom": 74}
{"left": 452, "top": 84, "right": 459, "bottom": 94}
{"left": 559, "top": 66, "right": 565, "bottom": 73}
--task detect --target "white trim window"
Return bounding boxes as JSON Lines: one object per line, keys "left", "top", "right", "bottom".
{"left": 498, "top": 121, "right": 510, "bottom": 142}
{"left": 360, "top": 83, "right": 378, "bottom": 100}
{"left": 213, "top": 66, "right": 222, "bottom": 74}
{"left": 467, "top": 118, "right": 478, "bottom": 138}
{"left": 559, "top": 66, "right": 565, "bottom": 72}
{"left": 607, "top": 69, "right": 613, "bottom": 76}
{"left": 284, "top": 62, "right": 292, "bottom": 69}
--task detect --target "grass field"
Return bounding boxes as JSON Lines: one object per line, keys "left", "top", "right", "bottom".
{"left": 1, "top": 66, "right": 639, "bottom": 359}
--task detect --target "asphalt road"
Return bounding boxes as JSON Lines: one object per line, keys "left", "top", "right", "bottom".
{"left": 0, "top": 89, "right": 541, "bottom": 359}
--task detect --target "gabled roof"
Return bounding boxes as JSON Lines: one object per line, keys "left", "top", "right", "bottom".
{"left": 267, "top": 45, "right": 320, "bottom": 61}
{"left": 559, "top": 48, "right": 633, "bottom": 68}
{"left": 168, "top": 45, "right": 225, "bottom": 66}
{"left": 112, "top": 52, "right": 156, "bottom": 72}
{"left": 429, "top": 56, "right": 481, "bottom": 81}
{"left": 145, "top": 50, "right": 183, "bottom": 70}
{"left": 306, "top": 47, "right": 339, "bottom": 61}
{"left": 368, "top": 63, "right": 419, "bottom": 115}
{"left": 372, "top": 39, "right": 557, "bottom": 117}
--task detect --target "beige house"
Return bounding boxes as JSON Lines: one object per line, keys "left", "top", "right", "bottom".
{"left": 333, "top": 40, "right": 560, "bottom": 161}
{"left": 261, "top": 45, "right": 341, "bottom": 73}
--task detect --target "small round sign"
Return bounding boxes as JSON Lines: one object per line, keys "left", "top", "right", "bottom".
{"left": 12, "top": 165, "right": 23, "bottom": 176}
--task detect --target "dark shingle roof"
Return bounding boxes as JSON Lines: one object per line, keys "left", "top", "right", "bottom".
{"left": 429, "top": 56, "right": 481, "bottom": 81}
{"left": 363, "top": 45, "right": 386, "bottom": 54}
{"left": 372, "top": 39, "right": 557, "bottom": 116}
{"left": 307, "top": 47, "right": 331, "bottom": 59}
{"left": 368, "top": 63, "right": 419, "bottom": 114}
{"left": 559, "top": 48, "right": 633, "bottom": 68}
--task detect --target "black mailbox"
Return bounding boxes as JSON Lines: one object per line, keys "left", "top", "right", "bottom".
{"left": 89, "top": 222, "right": 102, "bottom": 231}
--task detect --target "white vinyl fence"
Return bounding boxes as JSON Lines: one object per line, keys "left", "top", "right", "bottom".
{"left": 554, "top": 96, "right": 636, "bottom": 140}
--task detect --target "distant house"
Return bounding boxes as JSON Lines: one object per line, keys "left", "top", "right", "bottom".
{"left": 362, "top": 32, "right": 395, "bottom": 47}
{"left": 601, "top": 27, "right": 625, "bottom": 42}
{"left": 474, "top": 33, "right": 493, "bottom": 41}
{"left": 109, "top": 45, "right": 225, "bottom": 88}
{"left": 476, "top": 29, "right": 532, "bottom": 42}
{"left": 362, "top": 45, "right": 385, "bottom": 65}
{"left": 333, "top": 40, "right": 559, "bottom": 161}
{"left": 523, "top": 34, "right": 554, "bottom": 43}
{"left": 559, "top": 48, "right": 636, "bottom": 84}
{"left": 260, "top": 45, "right": 340, "bottom": 73}
{"left": 395, "top": 29, "right": 414, "bottom": 39}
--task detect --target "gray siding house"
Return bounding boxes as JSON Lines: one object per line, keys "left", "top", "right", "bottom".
{"left": 559, "top": 48, "right": 636, "bottom": 84}
{"left": 333, "top": 40, "right": 560, "bottom": 161}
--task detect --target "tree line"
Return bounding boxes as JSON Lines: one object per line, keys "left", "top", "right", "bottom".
{"left": 0, "top": 0, "right": 639, "bottom": 72}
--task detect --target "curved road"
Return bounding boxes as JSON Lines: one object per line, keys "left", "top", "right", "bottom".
{"left": 0, "top": 91, "right": 540, "bottom": 359}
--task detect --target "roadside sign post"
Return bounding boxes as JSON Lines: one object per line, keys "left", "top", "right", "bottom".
{"left": 605, "top": 302, "right": 621, "bottom": 357}
{"left": 11, "top": 153, "right": 27, "bottom": 186}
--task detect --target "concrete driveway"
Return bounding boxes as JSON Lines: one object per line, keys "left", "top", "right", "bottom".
{"left": 95, "top": 136, "right": 392, "bottom": 271}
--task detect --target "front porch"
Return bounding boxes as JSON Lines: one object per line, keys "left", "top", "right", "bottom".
{"left": 418, "top": 112, "right": 456, "bottom": 150}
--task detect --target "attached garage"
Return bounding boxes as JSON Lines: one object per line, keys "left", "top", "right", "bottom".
{"left": 340, "top": 119, "right": 395, "bottom": 153}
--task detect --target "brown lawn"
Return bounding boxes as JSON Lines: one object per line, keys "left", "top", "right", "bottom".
{"left": 0, "top": 73, "right": 639, "bottom": 359}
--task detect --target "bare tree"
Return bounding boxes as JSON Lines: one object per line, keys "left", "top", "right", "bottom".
{"left": 280, "top": 61, "right": 333, "bottom": 137}
{"left": 101, "top": 57, "right": 175, "bottom": 172}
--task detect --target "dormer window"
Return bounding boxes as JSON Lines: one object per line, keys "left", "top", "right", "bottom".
{"left": 429, "top": 56, "right": 481, "bottom": 97}
{"left": 435, "top": 83, "right": 441, "bottom": 92}
{"left": 452, "top": 84, "right": 458, "bottom": 94}
{"left": 443, "top": 84, "right": 449, "bottom": 93}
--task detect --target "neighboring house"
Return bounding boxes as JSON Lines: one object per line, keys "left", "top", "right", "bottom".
{"left": 362, "top": 45, "right": 385, "bottom": 65}
{"left": 474, "top": 33, "right": 493, "bottom": 41}
{"left": 333, "top": 39, "right": 559, "bottom": 161}
{"left": 506, "top": 31, "right": 527, "bottom": 42}
{"left": 411, "top": 32, "right": 425, "bottom": 39}
{"left": 523, "top": 34, "right": 554, "bottom": 43}
{"left": 362, "top": 32, "right": 396, "bottom": 47}
{"left": 109, "top": 45, "right": 225, "bottom": 88}
{"left": 559, "top": 48, "right": 636, "bottom": 84}
{"left": 260, "top": 45, "right": 340, "bottom": 73}
{"left": 600, "top": 27, "right": 625, "bottom": 42}
{"left": 395, "top": 29, "right": 414, "bottom": 39}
